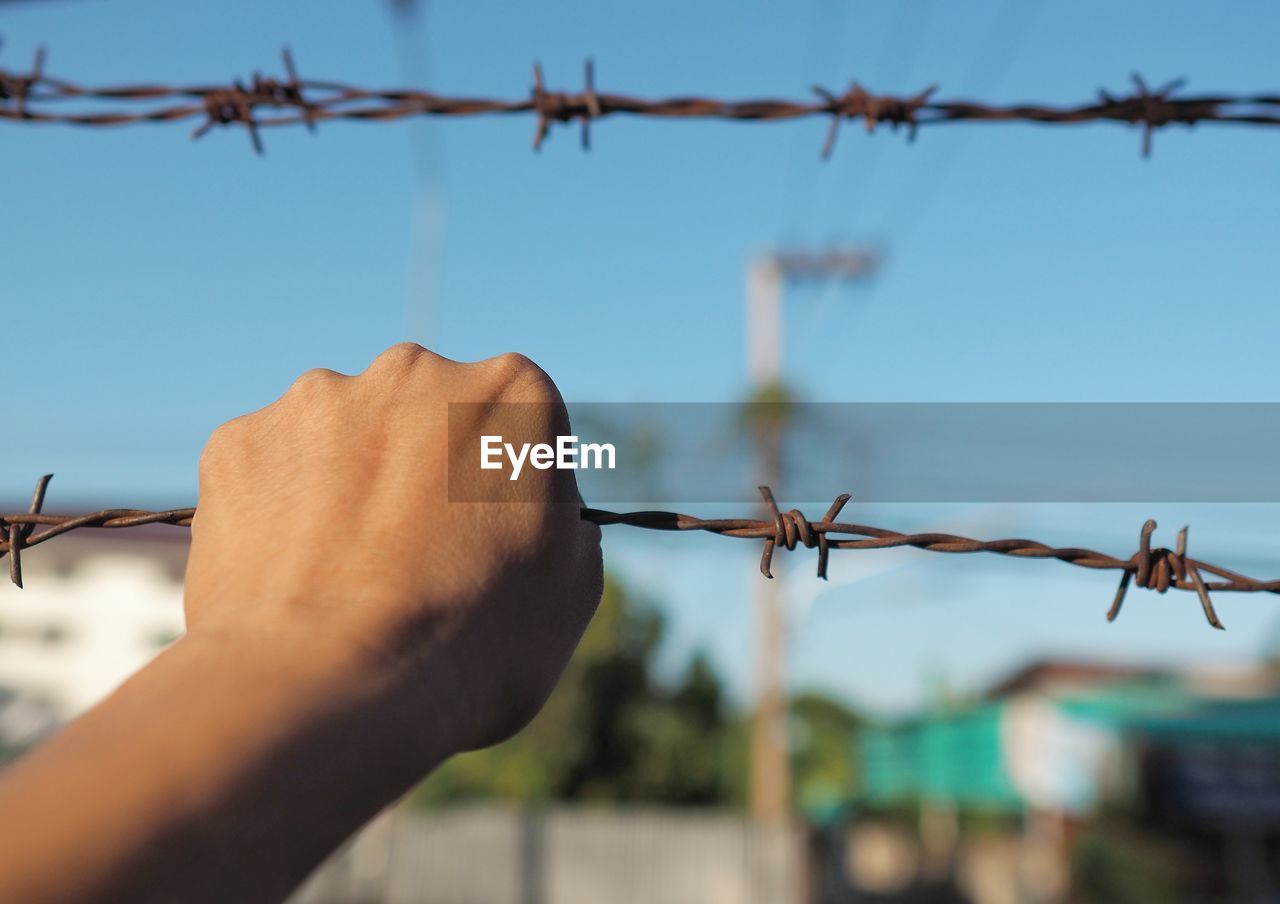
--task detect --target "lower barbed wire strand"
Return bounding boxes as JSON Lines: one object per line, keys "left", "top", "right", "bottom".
{"left": 6, "top": 479, "right": 1277, "bottom": 628}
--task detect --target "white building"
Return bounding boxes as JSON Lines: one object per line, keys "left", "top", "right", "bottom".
{"left": 0, "top": 527, "right": 187, "bottom": 749}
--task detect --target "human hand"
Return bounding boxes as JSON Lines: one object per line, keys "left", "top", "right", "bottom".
{"left": 184, "top": 343, "right": 603, "bottom": 755}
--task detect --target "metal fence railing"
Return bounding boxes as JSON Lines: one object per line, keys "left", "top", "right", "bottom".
{"left": 290, "top": 805, "right": 802, "bottom": 904}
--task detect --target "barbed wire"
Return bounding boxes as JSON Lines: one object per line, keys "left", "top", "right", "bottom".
{"left": 6, "top": 477, "right": 1279, "bottom": 630}
{"left": 3, "top": 44, "right": 1280, "bottom": 156}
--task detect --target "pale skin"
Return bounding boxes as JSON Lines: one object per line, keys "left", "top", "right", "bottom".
{"left": 0, "top": 344, "right": 604, "bottom": 904}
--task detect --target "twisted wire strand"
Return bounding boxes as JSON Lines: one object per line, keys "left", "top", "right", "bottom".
{"left": 2, "top": 46, "right": 1278, "bottom": 156}
{"left": 5, "top": 477, "right": 1276, "bottom": 629}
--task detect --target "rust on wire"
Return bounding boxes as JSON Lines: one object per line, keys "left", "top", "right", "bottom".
{"left": 6, "top": 474, "right": 50, "bottom": 589}
{"left": 2, "top": 44, "right": 1279, "bottom": 156}
{"left": 530, "top": 60, "right": 600, "bottom": 151}
{"left": 0, "top": 41, "right": 45, "bottom": 117}
{"left": 189, "top": 50, "right": 318, "bottom": 154}
{"left": 813, "top": 82, "right": 937, "bottom": 159}
{"left": 0, "top": 476, "right": 195, "bottom": 591}
{"left": 6, "top": 477, "right": 1278, "bottom": 631}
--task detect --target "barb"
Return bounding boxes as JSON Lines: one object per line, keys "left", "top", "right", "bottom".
{"left": 6, "top": 479, "right": 1277, "bottom": 630}
{"left": 0, "top": 41, "right": 45, "bottom": 117}
{"left": 2, "top": 44, "right": 1279, "bottom": 155}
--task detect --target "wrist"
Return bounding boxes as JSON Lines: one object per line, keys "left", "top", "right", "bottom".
{"left": 179, "top": 613, "right": 462, "bottom": 772}
{"left": 0, "top": 620, "right": 463, "bottom": 904}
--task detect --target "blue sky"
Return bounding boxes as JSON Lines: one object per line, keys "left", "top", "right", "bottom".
{"left": 3, "top": 0, "right": 1280, "bottom": 711}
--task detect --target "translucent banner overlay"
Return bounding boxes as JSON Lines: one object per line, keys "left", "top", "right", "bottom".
{"left": 447, "top": 403, "right": 1280, "bottom": 503}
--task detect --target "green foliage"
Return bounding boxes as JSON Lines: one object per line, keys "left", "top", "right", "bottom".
{"left": 411, "top": 573, "right": 865, "bottom": 812}
{"left": 1071, "top": 822, "right": 1182, "bottom": 904}
{"left": 738, "top": 380, "right": 797, "bottom": 443}
{"left": 412, "top": 574, "right": 729, "bottom": 807}
{"left": 790, "top": 692, "right": 862, "bottom": 821}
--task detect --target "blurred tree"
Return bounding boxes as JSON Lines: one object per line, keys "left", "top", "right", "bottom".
{"left": 624, "top": 652, "right": 726, "bottom": 804}
{"left": 1071, "top": 822, "right": 1182, "bottom": 903}
{"left": 411, "top": 572, "right": 865, "bottom": 811}
{"left": 412, "top": 574, "right": 728, "bottom": 806}
{"left": 790, "top": 692, "right": 862, "bottom": 822}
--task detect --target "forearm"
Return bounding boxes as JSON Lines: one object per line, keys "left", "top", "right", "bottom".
{"left": 0, "top": 626, "right": 451, "bottom": 904}
{"left": 0, "top": 345, "right": 601, "bottom": 902}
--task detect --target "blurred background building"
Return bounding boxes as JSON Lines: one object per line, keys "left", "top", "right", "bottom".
{"left": 0, "top": 529, "right": 184, "bottom": 763}
{"left": 844, "top": 661, "right": 1280, "bottom": 902}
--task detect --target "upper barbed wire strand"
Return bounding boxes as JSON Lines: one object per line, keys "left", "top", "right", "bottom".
{"left": 2, "top": 46, "right": 1279, "bottom": 155}
{"left": 6, "top": 477, "right": 1277, "bottom": 629}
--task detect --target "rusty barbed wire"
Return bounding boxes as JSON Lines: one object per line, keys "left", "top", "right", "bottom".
{"left": 2, "top": 44, "right": 1279, "bottom": 156}
{"left": 5, "top": 477, "right": 1278, "bottom": 630}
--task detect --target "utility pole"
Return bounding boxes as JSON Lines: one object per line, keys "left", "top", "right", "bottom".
{"left": 745, "top": 246, "right": 879, "bottom": 826}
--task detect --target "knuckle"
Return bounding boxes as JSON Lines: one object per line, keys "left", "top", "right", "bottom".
{"left": 483, "top": 352, "right": 558, "bottom": 403}
{"left": 485, "top": 351, "right": 537, "bottom": 376}
{"left": 206, "top": 417, "right": 243, "bottom": 448}
{"left": 199, "top": 418, "right": 247, "bottom": 474}
{"left": 287, "top": 367, "right": 342, "bottom": 397}
{"left": 369, "top": 342, "right": 429, "bottom": 374}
